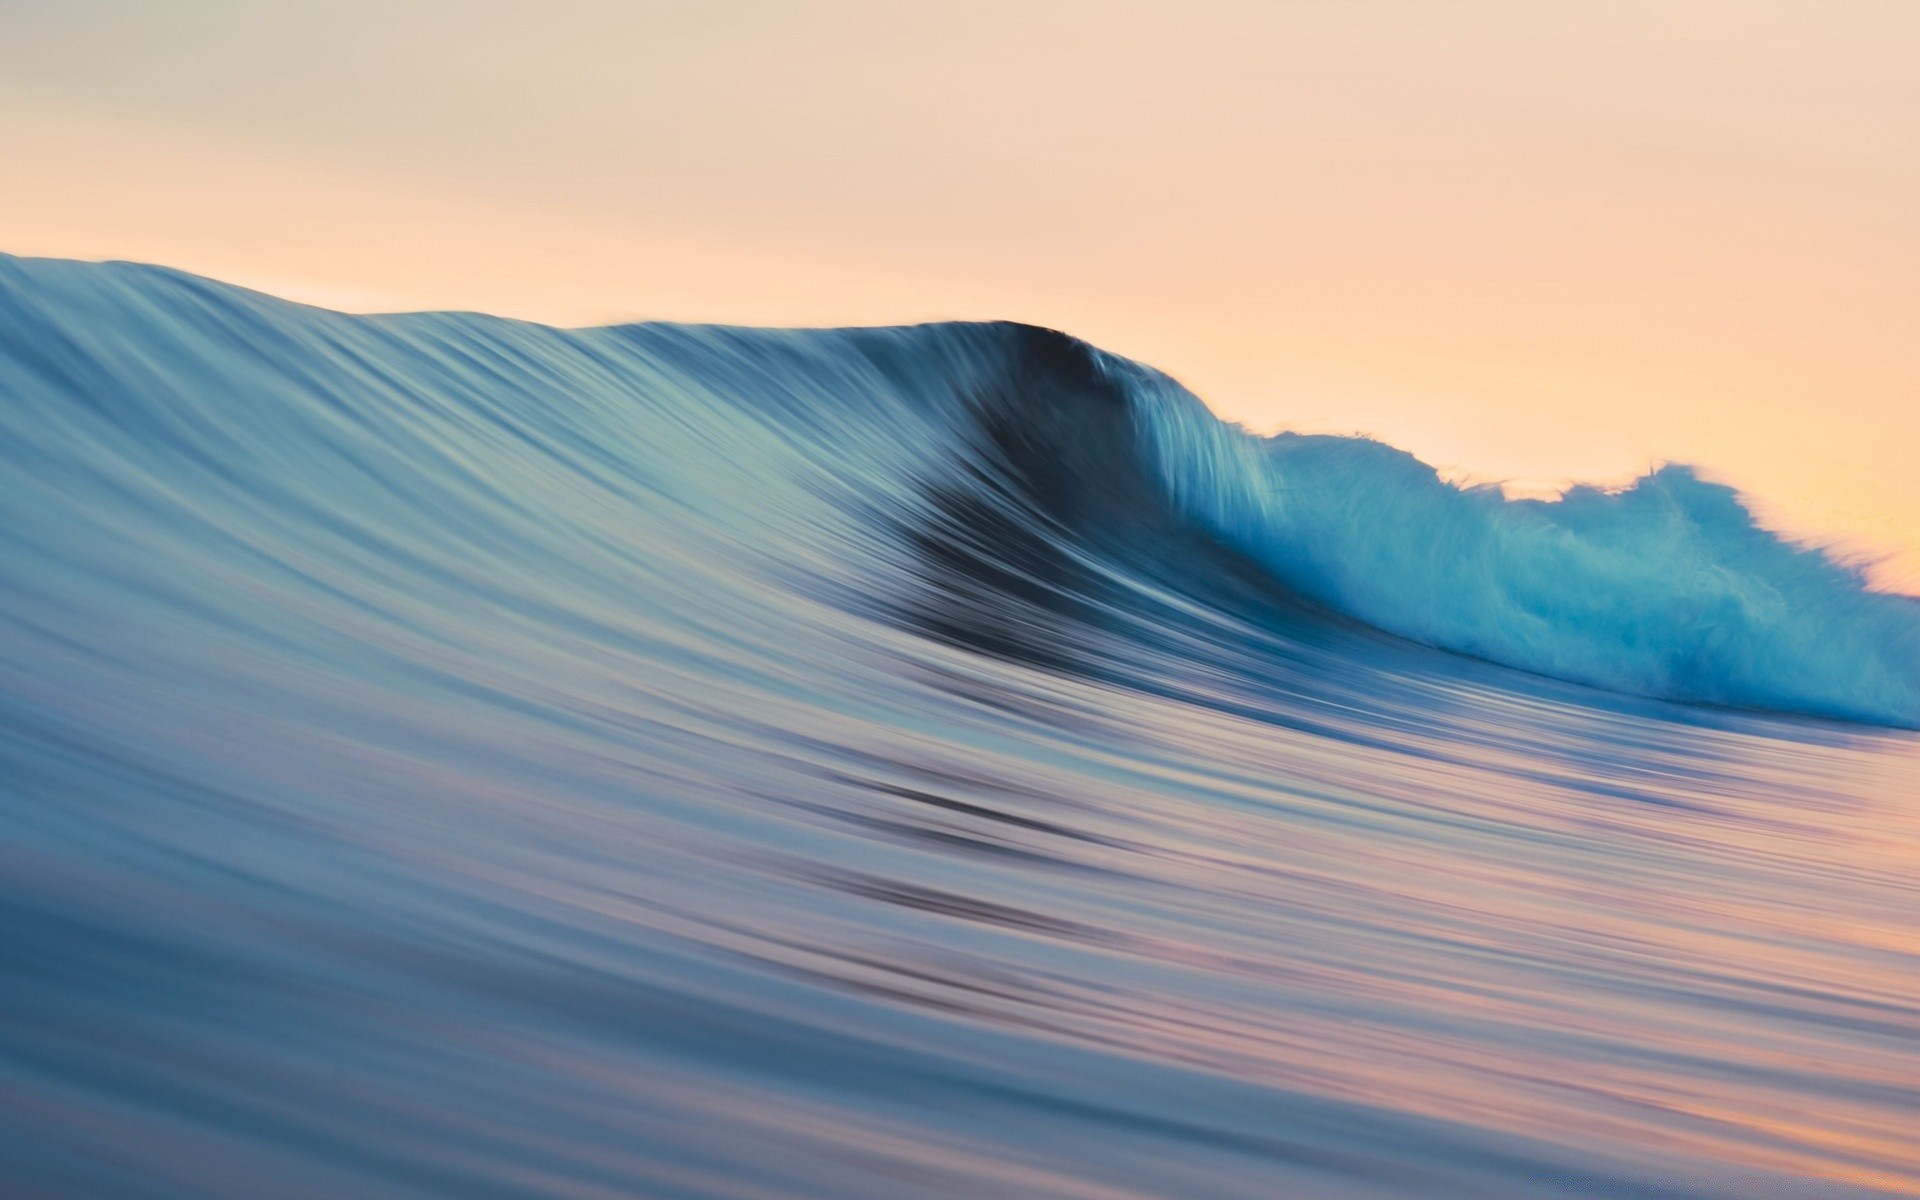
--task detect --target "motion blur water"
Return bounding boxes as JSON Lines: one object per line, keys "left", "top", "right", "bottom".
{"left": 1, "top": 256, "right": 1916, "bottom": 1199}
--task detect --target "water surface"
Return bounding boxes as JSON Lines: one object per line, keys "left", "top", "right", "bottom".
{"left": 2, "top": 256, "right": 1916, "bottom": 1198}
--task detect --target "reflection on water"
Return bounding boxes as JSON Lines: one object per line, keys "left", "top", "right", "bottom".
{"left": 1, "top": 258, "right": 1916, "bottom": 1198}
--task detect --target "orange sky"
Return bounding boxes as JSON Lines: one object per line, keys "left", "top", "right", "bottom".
{"left": 5, "top": 1, "right": 1917, "bottom": 587}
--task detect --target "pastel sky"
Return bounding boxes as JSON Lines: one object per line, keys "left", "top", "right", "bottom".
{"left": 6, "top": 1, "right": 1918, "bottom": 587}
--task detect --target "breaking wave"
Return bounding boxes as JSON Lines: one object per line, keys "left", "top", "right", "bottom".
{"left": 2, "top": 255, "right": 1916, "bottom": 1199}
{"left": 1124, "top": 358, "right": 1920, "bottom": 726}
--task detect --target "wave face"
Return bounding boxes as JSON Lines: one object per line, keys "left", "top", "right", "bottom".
{"left": 2, "top": 255, "right": 1917, "bottom": 1199}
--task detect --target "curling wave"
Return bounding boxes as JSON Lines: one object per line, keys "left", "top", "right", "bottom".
{"left": 1122, "top": 357, "right": 1920, "bottom": 726}
{"left": 2, "top": 255, "right": 1917, "bottom": 1199}
{"left": 7, "top": 254, "right": 1916, "bottom": 726}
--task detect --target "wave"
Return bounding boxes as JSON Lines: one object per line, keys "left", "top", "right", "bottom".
{"left": 5, "top": 254, "right": 1915, "bottom": 727}
{"left": 3, "top": 254, "right": 1917, "bottom": 1199}
{"left": 1125, "top": 360, "right": 1920, "bottom": 725}
{"left": 3, "top": 251, "right": 1920, "bottom": 725}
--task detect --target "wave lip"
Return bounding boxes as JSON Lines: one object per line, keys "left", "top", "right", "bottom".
{"left": 1119, "top": 354, "right": 1920, "bottom": 727}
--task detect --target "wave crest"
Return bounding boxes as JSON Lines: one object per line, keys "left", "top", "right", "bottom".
{"left": 4, "top": 253, "right": 1916, "bottom": 727}
{"left": 1122, "top": 354, "right": 1920, "bottom": 725}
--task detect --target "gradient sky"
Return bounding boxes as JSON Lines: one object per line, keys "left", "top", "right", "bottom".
{"left": 6, "top": 1, "right": 1918, "bottom": 586}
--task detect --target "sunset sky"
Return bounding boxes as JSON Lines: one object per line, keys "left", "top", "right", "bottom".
{"left": 6, "top": 1, "right": 1917, "bottom": 586}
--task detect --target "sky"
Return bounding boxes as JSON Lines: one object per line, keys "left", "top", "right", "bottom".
{"left": 5, "top": 0, "right": 1918, "bottom": 587}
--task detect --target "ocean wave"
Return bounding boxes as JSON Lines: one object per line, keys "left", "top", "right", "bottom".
{"left": 1121, "top": 356, "right": 1920, "bottom": 725}
{"left": 7, "top": 255, "right": 1914, "bottom": 726}
{"left": 3, "top": 254, "right": 1916, "bottom": 1198}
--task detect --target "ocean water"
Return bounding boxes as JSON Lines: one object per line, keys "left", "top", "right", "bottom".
{"left": 1, "top": 255, "right": 1916, "bottom": 1199}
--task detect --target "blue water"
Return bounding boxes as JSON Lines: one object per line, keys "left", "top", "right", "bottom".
{"left": 1, "top": 255, "right": 1916, "bottom": 1199}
